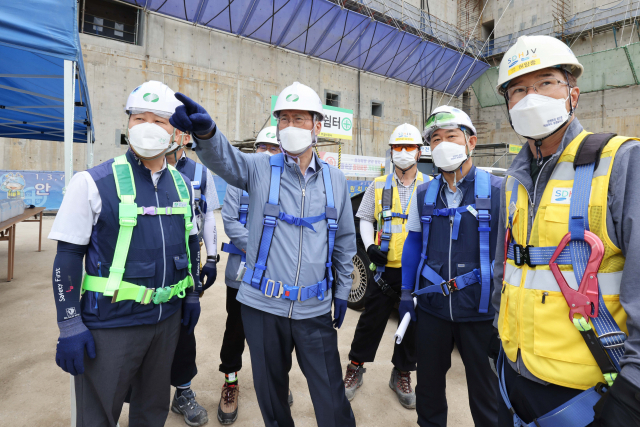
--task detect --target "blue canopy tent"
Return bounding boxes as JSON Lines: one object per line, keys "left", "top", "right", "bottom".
{"left": 120, "top": 0, "right": 489, "bottom": 96}
{"left": 0, "top": 0, "right": 94, "bottom": 186}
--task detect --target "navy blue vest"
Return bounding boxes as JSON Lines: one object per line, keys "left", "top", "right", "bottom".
{"left": 415, "top": 166, "right": 502, "bottom": 322}
{"left": 82, "top": 150, "right": 192, "bottom": 329}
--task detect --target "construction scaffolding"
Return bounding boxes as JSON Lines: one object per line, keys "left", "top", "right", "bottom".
{"left": 458, "top": 0, "right": 482, "bottom": 42}
{"left": 486, "top": 0, "right": 640, "bottom": 57}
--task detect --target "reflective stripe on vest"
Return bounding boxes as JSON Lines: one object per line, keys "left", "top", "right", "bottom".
{"left": 500, "top": 131, "right": 635, "bottom": 390}
{"left": 81, "top": 155, "right": 194, "bottom": 302}
{"left": 373, "top": 172, "right": 426, "bottom": 269}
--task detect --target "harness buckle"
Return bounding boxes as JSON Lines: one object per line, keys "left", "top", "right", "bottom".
{"left": 327, "top": 223, "right": 339, "bottom": 231}
{"left": 263, "top": 217, "right": 277, "bottom": 227}
{"left": 140, "top": 287, "right": 155, "bottom": 305}
{"left": 440, "top": 278, "right": 458, "bottom": 296}
{"left": 166, "top": 207, "right": 173, "bottom": 216}
{"left": 599, "top": 331, "right": 627, "bottom": 349}
{"left": 382, "top": 210, "right": 393, "bottom": 219}
{"left": 264, "top": 280, "right": 276, "bottom": 298}
{"left": 513, "top": 244, "right": 534, "bottom": 267}
{"left": 420, "top": 216, "right": 432, "bottom": 224}
{"left": 477, "top": 213, "right": 491, "bottom": 222}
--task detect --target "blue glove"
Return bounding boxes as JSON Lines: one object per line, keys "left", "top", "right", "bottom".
{"left": 399, "top": 289, "right": 416, "bottom": 322}
{"left": 170, "top": 93, "right": 216, "bottom": 136}
{"left": 333, "top": 297, "right": 348, "bottom": 329}
{"left": 200, "top": 258, "right": 217, "bottom": 292}
{"left": 55, "top": 317, "right": 96, "bottom": 376}
{"left": 182, "top": 294, "right": 201, "bottom": 335}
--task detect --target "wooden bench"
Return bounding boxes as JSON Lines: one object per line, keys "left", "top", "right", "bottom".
{"left": 0, "top": 207, "right": 45, "bottom": 281}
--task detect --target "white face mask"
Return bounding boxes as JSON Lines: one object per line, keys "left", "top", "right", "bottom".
{"left": 432, "top": 141, "right": 468, "bottom": 172}
{"left": 128, "top": 122, "right": 172, "bottom": 159}
{"left": 509, "top": 93, "right": 571, "bottom": 140}
{"left": 392, "top": 149, "right": 417, "bottom": 170}
{"left": 278, "top": 126, "right": 313, "bottom": 155}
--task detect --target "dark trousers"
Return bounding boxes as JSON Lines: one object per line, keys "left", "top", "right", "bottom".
{"left": 171, "top": 322, "right": 198, "bottom": 387}
{"left": 241, "top": 304, "right": 356, "bottom": 427}
{"left": 416, "top": 309, "right": 498, "bottom": 427}
{"left": 498, "top": 358, "right": 593, "bottom": 426}
{"left": 348, "top": 267, "right": 417, "bottom": 372}
{"left": 74, "top": 308, "right": 181, "bottom": 427}
{"left": 219, "top": 286, "right": 245, "bottom": 374}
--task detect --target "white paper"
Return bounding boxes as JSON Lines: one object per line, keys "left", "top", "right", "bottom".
{"left": 394, "top": 298, "right": 417, "bottom": 344}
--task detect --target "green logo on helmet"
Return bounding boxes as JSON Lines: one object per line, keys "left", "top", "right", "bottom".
{"left": 143, "top": 93, "right": 160, "bottom": 103}
{"left": 266, "top": 132, "right": 276, "bottom": 138}
{"left": 342, "top": 118, "right": 352, "bottom": 131}
{"left": 286, "top": 94, "right": 299, "bottom": 102}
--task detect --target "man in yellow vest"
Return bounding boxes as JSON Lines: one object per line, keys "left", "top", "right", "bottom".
{"left": 491, "top": 35, "right": 640, "bottom": 426}
{"left": 343, "top": 123, "right": 426, "bottom": 408}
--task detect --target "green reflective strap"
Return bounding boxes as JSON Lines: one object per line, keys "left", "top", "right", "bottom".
{"left": 573, "top": 317, "right": 592, "bottom": 331}
{"left": 136, "top": 207, "right": 190, "bottom": 215}
{"left": 105, "top": 155, "right": 138, "bottom": 297}
{"left": 604, "top": 372, "right": 618, "bottom": 387}
{"left": 82, "top": 274, "right": 192, "bottom": 304}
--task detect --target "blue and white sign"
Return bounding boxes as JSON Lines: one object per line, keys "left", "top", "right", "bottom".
{"left": 0, "top": 170, "right": 66, "bottom": 211}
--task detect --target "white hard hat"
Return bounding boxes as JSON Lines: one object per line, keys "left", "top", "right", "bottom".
{"left": 273, "top": 82, "right": 325, "bottom": 121}
{"left": 255, "top": 126, "right": 278, "bottom": 145}
{"left": 497, "top": 35, "right": 584, "bottom": 92}
{"left": 125, "top": 81, "right": 183, "bottom": 118}
{"left": 423, "top": 106, "right": 476, "bottom": 143}
{"left": 389, "top": 123, "right": 423, "bottom": 146}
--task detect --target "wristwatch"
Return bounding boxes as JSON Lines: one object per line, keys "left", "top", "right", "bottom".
{"left": 207, "top": 254, "right": 220, "bottom": 263}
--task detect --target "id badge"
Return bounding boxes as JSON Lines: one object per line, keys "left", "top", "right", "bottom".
{"left": 236, "top": 261, "right": 246, "bottom": 282}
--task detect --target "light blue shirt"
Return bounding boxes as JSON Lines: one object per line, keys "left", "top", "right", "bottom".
{"left": 443, "top": 177, "right": 465, "bottom": 210}
{"left": 285, "top": 153, "right": 317, "bottom": 183}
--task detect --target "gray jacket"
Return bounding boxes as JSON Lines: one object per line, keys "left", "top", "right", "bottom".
{"left": 222, "top": 185, "right": 248, "bottom": 289}
{"left": 194, "top": 130, "right": 356, "bottom": 320}
{"left": 492, "top": 118, "right": 640, "bottom": 387}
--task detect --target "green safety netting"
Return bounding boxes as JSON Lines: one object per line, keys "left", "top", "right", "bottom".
{"left": 472, "top": 42, "right": 640, "bottom": 108}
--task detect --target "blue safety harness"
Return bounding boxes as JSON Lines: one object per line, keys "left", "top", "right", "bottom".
{"left": 500, "top": 134, "right": 627, "bottom": 427}
{"left": 192, "top": 163, "right": 207, "bottom": 216}
{"left": 412, "top": 169, "right": 492, "bottom": 314}
{"left": 241, "top": 153, "right": 339, "bottom": 301}
{"left": 221, "top": 189, "right": 250, "bottom": 262}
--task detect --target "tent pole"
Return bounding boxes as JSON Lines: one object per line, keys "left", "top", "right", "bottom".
{"left": 64, "top": 60, "right": 75, "bottom": 188}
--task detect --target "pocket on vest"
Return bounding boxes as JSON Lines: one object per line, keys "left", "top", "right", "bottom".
{"left": 453, "top": 262, "right": 482, "bottom": 317}
{"left": 172, "top": 253, "right": 189, "bottom": 287}
{"left": 539, "top": 206, "right": 570, "bottom": 247}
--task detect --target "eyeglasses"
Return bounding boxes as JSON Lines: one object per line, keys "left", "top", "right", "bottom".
{"left": 391, "top": 145, "right": 419, "bottom": 152}
{"left": 256, "top": 144, "right": 281, "bottom": 154}
{"left": 506, "top": 78, "right": 569, "bottom": 104}
{"left": 279, "top": 117, "right": 313, "bottom": 126}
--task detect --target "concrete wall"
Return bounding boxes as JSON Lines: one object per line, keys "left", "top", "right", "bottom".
{"left": 1, "top": 9, "right": 463, "bottom": 172}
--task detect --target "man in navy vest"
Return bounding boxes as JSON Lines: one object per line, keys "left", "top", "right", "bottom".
{"left": 165, "top": 134, "right": 220, "bottom": 426}
{"left": 170, "top": 81, "right": 357, "bottom": 427}
{"left": 217, "top": 126, "right": 285, "bottom": 424}
{"left": 49, "top": 81, "right": 201, "bottom": 427}
{"left": 401, "top": 106, "right": 501, "bottom": 427}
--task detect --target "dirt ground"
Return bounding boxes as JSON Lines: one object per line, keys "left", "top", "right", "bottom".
{"left": 0, "top": 212, "right": 475, "bottom": 427}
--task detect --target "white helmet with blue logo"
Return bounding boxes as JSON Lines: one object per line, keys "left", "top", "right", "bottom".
{"left": 125, "top": 81, "right": 183, "bottom": 118}
{"left": 496, "top": 35, "right": 583, "bottom": 92}
{"left": 389, "top": 123, "right": 423, "bottom": 146}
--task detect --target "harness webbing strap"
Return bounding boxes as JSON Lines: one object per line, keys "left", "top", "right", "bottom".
{"left": 239, "top": 190, "right": 249, "bottom": 225}
{"left": 250, "top": 154, "right": 283, "bottom": 288}
{"left": 168, "top": 166, "right": 194, "bottom": 276}
{"left": 498, "top": 350, "right": 602, "bottom": 427}
{"left": 322, "top": 162, "right": 338, "bottom": 291}
{"left": 569, "top": 163, "right": 626, "bottom": 371}
{"left": 105, "top": 156, "right": 137, "bottom": 297}
{"left": 83, "top": 274, "right": 191, "bottom": 304}
{"left": 378, "top": 173, "right": 395, "bottom": 275}
{"left": 476, "top": 169, "right": 492, "bottom": 314}
{"left": 414, "top": 176, "right": 440, "bottom": 293}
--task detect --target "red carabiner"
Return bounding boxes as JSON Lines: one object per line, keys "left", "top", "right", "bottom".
{"left": 549, "top": 231, "right": 605, "bottom": 323}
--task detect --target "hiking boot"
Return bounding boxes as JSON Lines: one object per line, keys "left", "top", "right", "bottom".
{"left": 288, "top": 389, "right": 293, "bottom": 407}
{"left": 171, "top": 388, "right": 209, "bottom": 426}
{"left": 343, "top": 363, "right": 366, "bottom": 401}
{"left": 389, "top": 368, "right": 416, "bottom": 409}
{"left": 217, "top": 383, "right": 239, "bottom": 425}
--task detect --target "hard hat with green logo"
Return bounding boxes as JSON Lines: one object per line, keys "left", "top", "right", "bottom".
{"left": 255, "top": 126, "right": 279, "bottom": 146}
{"left": 422, "top": 105, "right": 476, "bottom": 143}
{"left": 496, "top": 35, "right": 583, "bottom": 92}
{"left": 125, "top": 80, "right": 183, "bottom": 118}
{"left": 389, "top": 123, "right": 423, "bottom": 146}
{"left": 273, "top": 82, "right": 325, "bottom": 121}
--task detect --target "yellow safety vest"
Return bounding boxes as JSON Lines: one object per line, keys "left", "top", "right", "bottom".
{"left": 499, "top": 130, "right": 634, "bottom": 390}
{"left": 373, "top": 172, "right": 426, "bottom": 268}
